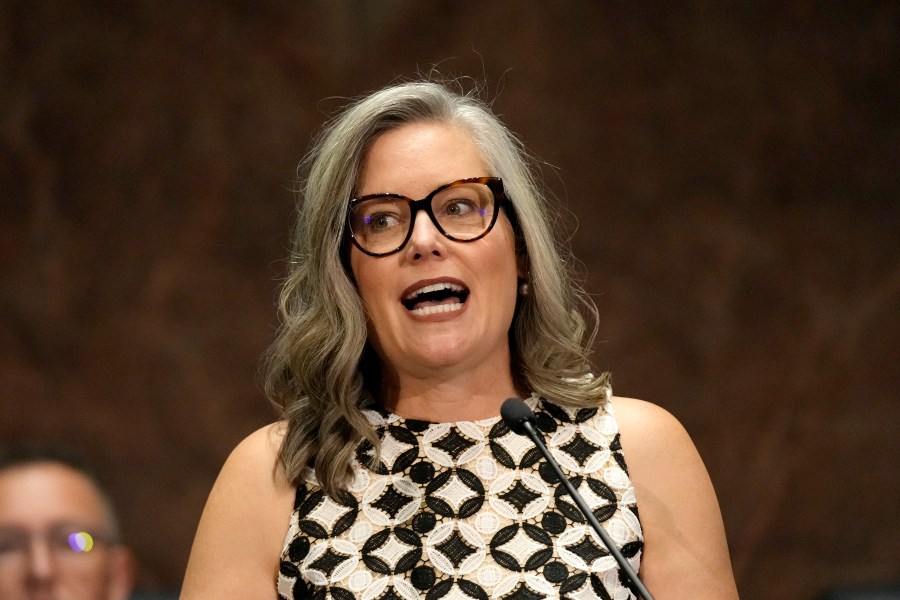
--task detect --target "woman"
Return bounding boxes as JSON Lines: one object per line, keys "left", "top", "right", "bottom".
{"left": 180, "top": 80, "right": 740, "bottom": 599}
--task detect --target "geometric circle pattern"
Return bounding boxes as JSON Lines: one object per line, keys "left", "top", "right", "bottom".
{"left": 277, "top": 395, "right": 643, "bottom": 599}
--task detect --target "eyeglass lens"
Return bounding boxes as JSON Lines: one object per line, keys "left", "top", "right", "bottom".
{"left": 0, "top": 526, "right": 106, "bottom": 561}
{"left": 349, "top": 179, "right": 498, "bottom": 255}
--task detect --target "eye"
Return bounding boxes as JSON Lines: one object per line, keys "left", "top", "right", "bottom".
{"left": 437, "top": 194, "right": 483, "bottom": 219}
{"left": 364, "top": 211, "right": 402, "bottom": 231}
{"left": 443, "top": 198, "right": 477, "bottom": 216}
{"left": 352, "top": 197, "right": 407, "bottom": 235}
{"left": 0, "top": 533, "right": 23, "bottom": 554}
{"left": 433, "top": 183, "right": 492, "bottom": 221}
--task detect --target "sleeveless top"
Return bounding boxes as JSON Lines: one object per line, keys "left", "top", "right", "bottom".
{"left": 277, "top": 395, "right": 643, "bottom": 600}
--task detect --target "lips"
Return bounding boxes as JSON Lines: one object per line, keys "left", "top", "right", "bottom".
{"left": 401, "top": 280, "right": 470, "bottom": 316}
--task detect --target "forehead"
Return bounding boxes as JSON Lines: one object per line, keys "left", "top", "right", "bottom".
{"left": 0, "top": 462, "right": 109, "bottom": 529}
{"left": 358, "top": 121, "right": 487, "bottom": 197}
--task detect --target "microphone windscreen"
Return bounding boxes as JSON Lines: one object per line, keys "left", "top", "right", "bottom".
{"left": 500, "top": 397, "right": 535, "bottom": 435}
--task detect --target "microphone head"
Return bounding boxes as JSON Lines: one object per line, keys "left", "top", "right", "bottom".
{"left": 500, "top": 397, "right": 535, "bottom": 435}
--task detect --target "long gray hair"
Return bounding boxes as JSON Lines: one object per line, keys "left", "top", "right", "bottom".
{"left": 264, "top": 79, "right": 610, "bottom": 496}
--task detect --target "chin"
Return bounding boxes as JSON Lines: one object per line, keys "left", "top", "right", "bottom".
{"left": 414, "top": 342, "right": 469, "bottom": 369}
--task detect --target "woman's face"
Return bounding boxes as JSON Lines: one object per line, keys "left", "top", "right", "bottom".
{"left": 350, "top": 122, "right": 522, "bottom": 384}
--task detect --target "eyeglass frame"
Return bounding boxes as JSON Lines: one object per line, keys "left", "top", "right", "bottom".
{"left": 0, "top": 524, "right": 116, "bottom": 564}
{"left": 346, "top": 176, "right": 510, "bottom": 257}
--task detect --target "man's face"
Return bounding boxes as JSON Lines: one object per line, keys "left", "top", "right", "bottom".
{"left": 0, "top": 462, "right": 133, "bottom": 600}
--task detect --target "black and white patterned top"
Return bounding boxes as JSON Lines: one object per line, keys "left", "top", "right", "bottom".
{"left": 277, "top": 395, "right": 643, "bottom": 600}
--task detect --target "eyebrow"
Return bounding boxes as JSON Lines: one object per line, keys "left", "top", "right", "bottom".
{"left": 0, "top": 521, "right": 109, "bottom": 534}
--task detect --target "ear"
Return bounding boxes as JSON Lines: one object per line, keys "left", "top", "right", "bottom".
{"left": 516, "top": 250, "right": 528, "bottom": 281}
{"left": 105, "top": 545, "right": 136, "bottom": 600}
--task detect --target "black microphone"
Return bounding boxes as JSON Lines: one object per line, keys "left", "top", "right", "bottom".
{"left": 500, "top": 397, "right": 655, "bottom": 600}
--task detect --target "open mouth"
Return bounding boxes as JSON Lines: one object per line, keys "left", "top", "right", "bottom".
{"left": 402, "top": 282, "right": 470, "bottom": 316}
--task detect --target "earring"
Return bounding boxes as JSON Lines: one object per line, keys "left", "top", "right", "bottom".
{"left": 518, "top": 281, "right": 529, "bottom": 296}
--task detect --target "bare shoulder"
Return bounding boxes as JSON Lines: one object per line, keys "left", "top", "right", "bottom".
{"left": 204, "top": 422, "right": 293, "bottom": 512}
{"left": 180, "top": 422, "right": 294, "bottom": 599}
{"left": 220, "top": 421, "right": 288, "bottom": 484}
{"left": 609, "top": 396, "right": 740, "bottom": 599}
{"left": 608, "top": 395, "right": 712, "bottom": 516}
{"left": 609, "top": 396, "right": 694, "bottom": 459}
{"left": 209, "top": 420, "right": 294, "bottom": 525}
{"left": 609, "top": 396, "right": 706, "bottom": 510}
{"left": 609, "top": 395, "right": 677, "bottom": 431}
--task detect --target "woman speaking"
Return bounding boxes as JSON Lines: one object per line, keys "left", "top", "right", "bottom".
{"left": 180, "top": 80, "right": 740, "bottom": 600}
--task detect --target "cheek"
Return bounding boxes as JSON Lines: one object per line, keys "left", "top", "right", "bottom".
{"left": 350, "top": 252, "right": 379, "bottom": 306}
{"left": 353, "top": 265, "right": 393, "bottom": 341}
{"left": 62, "top": 566, "right": 108, "bottom": 597}
{"left": 488, "top": 233, "right": 521, "bottom": 288}
{"left": 349, "top": 247, "right": 365, "bottom": 290}
{"left": 355, "top": 271, "right": 386, "bottom": 317}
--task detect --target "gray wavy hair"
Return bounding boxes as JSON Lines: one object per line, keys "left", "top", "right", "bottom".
{"left": 264, "top": 79, "right": 610, "bottom": 496}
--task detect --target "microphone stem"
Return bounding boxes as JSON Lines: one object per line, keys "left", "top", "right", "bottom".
{"left": 521, "top": 421, "right": 655, "bottom": 600}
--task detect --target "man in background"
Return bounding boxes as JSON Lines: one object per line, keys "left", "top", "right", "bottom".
{"left": 0, "top": 445, "right": 134, "bottom": 600}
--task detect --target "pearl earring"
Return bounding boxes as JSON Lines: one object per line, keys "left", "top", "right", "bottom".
{"left": 518, "top": 281, "right": 529, "bottom": 296}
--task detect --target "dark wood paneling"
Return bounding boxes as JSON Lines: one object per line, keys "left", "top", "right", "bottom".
{"left": 2, "top": 2, "right": 898, "bottom": 597}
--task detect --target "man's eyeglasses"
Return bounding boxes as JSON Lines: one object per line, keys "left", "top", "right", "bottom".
{"left": 0, "top": 525, "right": 113, "bottom": 564}
{"left": 347, "top": 177, "right": 509, "bottom": 257}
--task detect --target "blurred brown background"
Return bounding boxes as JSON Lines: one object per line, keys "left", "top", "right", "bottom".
{"left": 1, "top": 2, "right": 898, "bottom": 598}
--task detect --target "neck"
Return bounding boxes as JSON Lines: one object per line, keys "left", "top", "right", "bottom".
{"left": 379, "top": 367, "right": 523, "bottom": 422}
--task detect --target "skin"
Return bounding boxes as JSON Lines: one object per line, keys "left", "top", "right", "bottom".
{"left": 350, "top": 122, "right": 525, "bottom": 421}
{"left": 179, "top": 424, "right": 292, "bottom": 600}
{"left": 614, "top": 398, "right": 741, "bottom": 598}
{"left": 180, "top": 121, "right": 740, "bottom": 599}
{"left": 0, "top": 463, "right": 134, "bottom": 600}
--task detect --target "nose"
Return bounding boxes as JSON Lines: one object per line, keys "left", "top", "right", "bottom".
{"left": 405, "top": 209, "right": 446, "bottom": 260}
{"left": 25, "top": 537, "right": 55, "bottom": 587}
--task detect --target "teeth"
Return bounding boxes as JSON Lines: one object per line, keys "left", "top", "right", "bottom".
{"left": 404, "top": 282, "right": 465, "bottom": 301}
{"left": 410, "top": 302, "right": 465, "bottom": 316}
